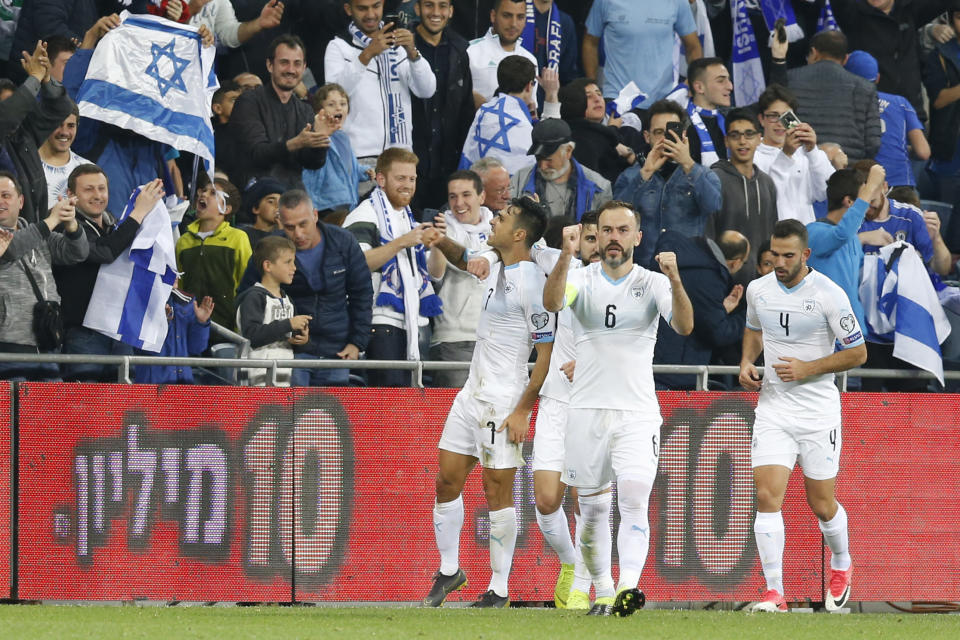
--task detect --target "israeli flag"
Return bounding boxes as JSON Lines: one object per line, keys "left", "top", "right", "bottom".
{"left": 859, "top": 241, "right": 951, "bottom": 385}
{"left": 76, "top": 11, "right": 217, "bottom": 177}
{"left": 459, "top": 95, "right": 535, "bottom": 176}
{"left": 83, "top": 187, "right": 179, "bottom": 353}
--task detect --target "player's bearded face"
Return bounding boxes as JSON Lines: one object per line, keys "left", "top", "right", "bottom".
{"left": 579, "top": 225, "right": 601, "bottom": 264}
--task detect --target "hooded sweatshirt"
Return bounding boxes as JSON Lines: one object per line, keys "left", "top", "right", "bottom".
{"left": 707, "top": 160, "right": 778, "bottom": 280}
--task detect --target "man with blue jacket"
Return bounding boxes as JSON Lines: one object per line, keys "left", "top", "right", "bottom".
{"left": 239, "top": 189, "right": 372, "bottom": 386}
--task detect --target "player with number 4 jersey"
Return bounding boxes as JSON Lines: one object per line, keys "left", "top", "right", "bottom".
{"left": 421, "top": 196, "right": 554, "bottom": 609}
{"left": 544, "top": 201, "right": 694, "bottom": 616}
{"left": 740, "top": 219, "right": 868, "bottom": 614}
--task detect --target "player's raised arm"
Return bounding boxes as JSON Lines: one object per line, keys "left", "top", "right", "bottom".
{"left": 655, "top": 251, "right": 693, "bottom": 336}
{"left": 544, "top": 225, "right": 579, "bottom": 311}
{"left": 427, "top": 233, "right": 470, "bottom": 271}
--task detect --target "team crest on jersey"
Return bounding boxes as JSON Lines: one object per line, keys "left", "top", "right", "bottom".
{"left": 839, "top": 314, "right": 856, "bottom": 333}
{"left": 802, "top": 298, "right": 816, "bottom": 313}
{"left": 896, "top": 230, "right": 907, "bottom": 242}
{"left": 504, "top": 281, "right": 515, "bottom": 293}
{"left": 630, "top": 283, "right": 645, "bottom": 299}
{"left": 531, "top": 312, "right": 549, "bottom": 329}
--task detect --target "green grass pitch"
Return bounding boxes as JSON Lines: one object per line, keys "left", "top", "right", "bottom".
{"left": 2, "top": 606, "right": 960, "bottom": 639}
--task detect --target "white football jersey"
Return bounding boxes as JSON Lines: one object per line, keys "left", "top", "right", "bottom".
{"left": 746, "top": 269, "right": 864, "bottom": 421}
{"left": 564, "top": 263, "right": 674, "bottom": 410}
{"left": 465, "top": 260, "right": 555, "bottom": 407}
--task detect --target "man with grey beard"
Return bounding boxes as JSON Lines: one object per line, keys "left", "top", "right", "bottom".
{"left": 510, "top": 119, "right": 611, "bottom": 220}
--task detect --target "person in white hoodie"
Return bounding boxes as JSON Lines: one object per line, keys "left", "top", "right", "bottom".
{"left": 426, "top": 170, "right": 493, "bottom": 387}
{"left": 754, "top": 84, "right": 835, "bottom": 226}
{"left": 324, "top": 0, "right": 437, "bottom": 176}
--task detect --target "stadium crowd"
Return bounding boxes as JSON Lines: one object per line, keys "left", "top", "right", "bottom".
{"left": 1, "top": 0, "right": 960, "bottom": 392}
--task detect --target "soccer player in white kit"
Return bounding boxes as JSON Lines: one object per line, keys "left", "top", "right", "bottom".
{"left": 422, "top": 196, "right": 554, "bottom": 608}
{"left": 739, "top": 219, "right": 867, "bottom": 613}
{"left": 544, "top": 201, "right": 694, "bottom": 616}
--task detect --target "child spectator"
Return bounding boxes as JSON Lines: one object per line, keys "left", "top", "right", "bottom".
{"left": 240, "top": 177, "right": 285, "bottom": 247}
{"left": 302, "top": 84, "right": 365, "bottom": 225}
{"left": 236, "top": 236, "right": 312, "bottom": 387}
{"left": 134, "top": 290, "right": 214, "bottom": 384}
{"left": 176, "top": 176, "right": 253, "bottom": 331}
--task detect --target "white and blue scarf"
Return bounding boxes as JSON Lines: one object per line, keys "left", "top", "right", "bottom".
{"left": 687, "top": 101, "right": 726, "bottom": 167}
{"left": 520, "top": 0, "right": 561, "bottom": 70}
{"left": 758, "top": 0, "right": 805, "bottom": 43}
{"left": 731, "top": 0, "right": 766, "bottom": 108}
{"left": 350, "top": 21, "right": 408, "bottom": 147}
{"left": 817, "top": 0, "right": 840, "bottom": 33}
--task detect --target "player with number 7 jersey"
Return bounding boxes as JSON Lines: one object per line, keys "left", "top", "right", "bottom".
{"left": 421, "top": 196, "right": 555, "bottom": 609}
{"left": 543, "top": 201, "right": 694, "bottom": 616}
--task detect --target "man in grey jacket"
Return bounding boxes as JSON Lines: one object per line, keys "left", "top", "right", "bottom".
{"left": 0, "top": 171, "right": 88, "bottom": 380}
{"left": 785, "top": 30, "right": 882, "bottom": 163}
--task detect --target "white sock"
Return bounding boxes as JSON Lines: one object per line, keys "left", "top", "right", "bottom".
{"left": 578, "top": 492, "right": 614, "bottom": 598}
{"left": 615, "top": 475, "right": 653, "bottom": 591}
{"left": 536, "top": 507, "right": 576, "bottom": 565}
{"left": 433, "top": 495, "right": 464, "bottom": 576}
{"left": 487, "top": 507, "right": 517, "bottom": 597}
{"left": 754, "top": 511, "right": 785, "bottom": 594}
{"left": 572, "top": 512, "right": 591, "bottom": 593}
{"left": 819, "top": 503, "right": 851, "bottom": 571}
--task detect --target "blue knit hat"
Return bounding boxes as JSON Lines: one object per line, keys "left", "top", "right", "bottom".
{"left": 844, "top": 50, "right": 879, "bottom": 82}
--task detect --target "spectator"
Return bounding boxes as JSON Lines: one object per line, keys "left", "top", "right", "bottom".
{"left": 239, "top": 189, "right": 372, "bottom": 387}
{"left": 558, "top": 78, "right": 640, "bottom": 184}
{"left": 39, "top": 105, "right": 91, "bottom": 208}
{"left": 684, "top": 56, "right": 732, "bottom": 167}
{"left": 1, "top": 42, "right": 74, "bottom": 224}
{"left": 471, "top": 156, "right": 512, "bottom": 214}
{"left": 754, "top": 84, "right": 834, "bottom": 225}
{"left": 188, "top": 0, "right": 285, "bottom": 50}
{"left": 756, "top": 239, "right": 774, "bottom": 276}
{"left": 459, "top": 55, "right": 541, "bottom": 176}
{"left": 530, "top": 0, "right": 579, "bottom": 87}
{"left": 0, "top": 171, "right": 88, "bottom": 380}
{"left": 133, "top": 289, "right": 214, "bottom": 385}
{"left": 54, "top": 167, "right": 164, "bottom": 382}
{"left": 230, "top": 34, "right": 330, "bottom": 189}
{"left": 211, "top": 81, "right": 243, "bottom": 186}
{"left": 234, "top": 72, "right": 263, "bottom": 92}
{"left": 652, "top": 229, "right": 749, "bottom": 390}
{"left": 807, "top": 166, "right": 887, "bottom": 334}
{"left": 832, "top": 0, "right": 951, "bottom": 122}
{"left": 45, "top": 34, "right": 77, "bottom": 83}
{"left": 922, "top": 3, "right": 960, "bottom": 224}
{"left": 411, "top": 0, "right": 475, "bottom": 211}
{"left": 785, "top": 30, "right": 882, "bottom": 163}
{"left": 10, "top": 0, "right": 98, "bottom": 83}
{"left": 176, "top": 176, "right": 253, "bottom": 331}
{"left": 426, "top": 170, "right": 493, "bottom": 387}
{"left": 236, "top": 235, "right": 306, "bottom": 387}
{"left": 240, "top": 177, "right": 285, "bottom": 248}
{"left": 583, "top": 0, "right": 702, "bottom": 105}
{"left": 467, "top": 0, "right": 538, "bottom": 108}
{"left": 706, "top": 109, "right": 778, "bottom": 281}
{"left": 845, "top": 50, "right": 930, "bottom": 191}
{"left": 342, "top": 147, "right": 443, "bottom": 387}
{"left": 324, "top": 0, "right": 437, "bottom": 175}
{"left": 302, "top": 84, "right": 365, "bottom": 223}
{"left": 510, "top": 118, "right": 612, "bottom": 220}
{"left": 613, "top": 99, "right": 722, "bottom": 268}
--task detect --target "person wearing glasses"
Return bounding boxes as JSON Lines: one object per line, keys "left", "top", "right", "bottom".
{"left": 706, "top": 110, "right": 778, "bottom": 282}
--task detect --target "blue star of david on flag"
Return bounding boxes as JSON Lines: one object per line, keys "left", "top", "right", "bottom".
{"left": 145, "top": 39, "right": 190, "bottom": 98}
{"left": 474, "top": 98, "right": 522, "bottom": 156}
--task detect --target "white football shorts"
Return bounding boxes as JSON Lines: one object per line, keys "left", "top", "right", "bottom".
{"left": 562, "top": 408, "right": 661, "bottom": 488}
{"left": 532, "top": 396, "right": 568, "bottom": 472}
{"left": 438, "top": 389, "right": 525, "bottom": 469}
{"left": 751, "top": 414, "right": 842, "bottom": 480}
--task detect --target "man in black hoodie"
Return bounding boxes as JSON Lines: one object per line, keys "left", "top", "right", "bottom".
{"left": 707, "top": 110, "right": 778, "bottom": 282}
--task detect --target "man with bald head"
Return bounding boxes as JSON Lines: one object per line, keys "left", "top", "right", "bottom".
{"left": 652, "top": 229, "right": 750, "bottom": 390}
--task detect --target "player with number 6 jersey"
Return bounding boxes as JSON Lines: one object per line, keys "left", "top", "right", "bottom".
{"left": 740, "top": 219, "right": 868, "bottom": 614}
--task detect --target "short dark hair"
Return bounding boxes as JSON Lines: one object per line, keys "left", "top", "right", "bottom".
{"left": 0, "top": 79, "right": 16, "bottom": 96}
{"left": 493, "top": 0, "right": 525, "bottom": 10}
{"left": 510, "top": 195, "right": 549, "bottom": 248}
{"left": 558, "top": 78, "right": 595, "bottom": 120}
{"left": 810, "top": 30, "right": 847, "bottom": 61}
{"left": 44, "top": 34, "right": 77, "bottom": 62}
{"left": 757, "top": 84, "right": 798, "bottom": 114}
{"left": 772, "top": 219, "right": 808, "bottom": 248}
{"left": 544, "top": 215, "right": 576, "bottom": 250}
{"left": 725, "top": 108, "right": 761, "bottom": 135}
{"left": 598, "top": 199, "right": 641, "bottom": 228}
{"left": 67, "top": 163, "right": 107, "bottom": 193}
{"left": 215, "top": 178, "right": 241, "bottom": 217}
{"left": 826, "top": 168, "right": 864, "bottom": 211}
{"left": 0, "top": 170, "right": 21, "bottom": 194}
{"left": 253, "top": 235, "right": 296, "bottom": 276}
{"left": 756, "top": 239, "right": 771, "bottom": 266}
{"left": 446, "top": 170, "right": 483, "bottom": 196}
{"left": 888, "top": 186, "right": 921, "bottom": 208}
{"left": 212, "top": 80, "right": 240, "bottom": 105}
{"left": 278, "top": 189, "right": 313, "bottom": 211}
{"left": 687, "top": 56, "right": 726, "bottom": 86}
{"left": 268, "top": 34, "right": 306, "bottom": 61}
{"left": 497, "top": 55, "right": 536, "bottom": 94}
{"left": 580, "top": 209, "right": 599, "bottom": 227}
{"left": 644, "top": 99, "right": 685, "bottom": 131}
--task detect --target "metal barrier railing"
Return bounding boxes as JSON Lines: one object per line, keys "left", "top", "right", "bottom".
{"left": 1, "top": 352, "right": 958, "bottom": 391}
